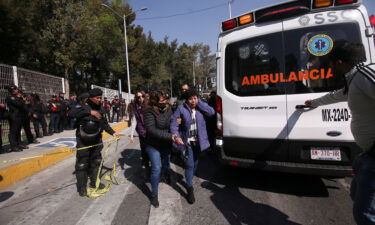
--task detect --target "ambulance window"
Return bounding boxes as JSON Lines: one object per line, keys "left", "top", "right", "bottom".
{"left": 225, "top": 32, "right": 285, "bottom": 96}
{"left": 283, "top": 23, "right": 363, "bottom": 94}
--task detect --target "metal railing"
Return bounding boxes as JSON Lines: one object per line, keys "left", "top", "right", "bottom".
{"left": 0, "top": 64, "right": 64, "bottom": 146}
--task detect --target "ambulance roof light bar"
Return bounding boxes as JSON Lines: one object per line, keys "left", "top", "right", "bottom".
{"left": 221, "top": 0, "right": 360, "bottom": 32}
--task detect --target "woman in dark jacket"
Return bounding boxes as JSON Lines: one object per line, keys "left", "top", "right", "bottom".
{"left": 143, "top": 90, "right": 174, "bottom": 208}
{"left": 130, "top": 91, "right": 149, "bottom": 168}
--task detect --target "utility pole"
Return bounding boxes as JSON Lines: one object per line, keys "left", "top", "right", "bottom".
{"left": 228, "top": 0, "right": 233, "bottom": 18}
{"left": 118, "top": 79, "right": 122, "bottom": 99}
{"left": 170, "top": 76, "right": 173, "bottom": 98}
{"left": 193, "top": 61, "right": 196, "bottom": 87}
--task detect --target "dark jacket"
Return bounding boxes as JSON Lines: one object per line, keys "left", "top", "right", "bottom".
{"left": 6, "top": 94, "right": 27, "bottom": 119}
{"left": 111, "top": 99, "right": 121, "bottom": 110}
{"left": 0, "top": 107, "right": 8, "bottom": 120}
{"left": 32, "top": 100, "right": 47, "bottom": 115}
{"left": 170, "top": 100, "right": 215, "bottom": 152}
{"left": 69, "top": 100, "right": 115, "bottom": 141}
{"left": 134, "top": 103, "right": 146, "bottom": 138}
{"left": 143, "top": 107, "right": 173, "bottom": 150}
{"left": 48, "top": 98, "right": 62, "bottom": 113}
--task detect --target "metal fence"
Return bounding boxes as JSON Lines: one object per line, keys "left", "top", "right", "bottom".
{"left": 91, "top": 84, "right": 134, "bottom": 103}
{"left": 0, "top": 64, "right": 64, "bottom": 146}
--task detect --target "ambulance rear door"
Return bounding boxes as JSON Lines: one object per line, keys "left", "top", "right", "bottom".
{"left": 221, "top": 21, "right": 289, "bottom": 161}
{"left": 283, "top": 8, "right": 370, "bottom": 165}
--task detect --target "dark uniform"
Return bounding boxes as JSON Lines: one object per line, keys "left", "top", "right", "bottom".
{"left": 48, "top": 96, "right": 62, "bottom": 134}
{"left": 5, "top": 86, "right": 25, "bottom": 151}
{"left": 20, "top": 93, "right": 37, "bottom": 144}
{"left": 70, "top": 89, "right": 116, "bottom": 197}
{"left": 120, "top": 99, "right": 127, "bottom": 120}
{"left": 68, "top": 97, "right": 77, "bottom": 129}
{"left": 111, "top": 97, "right": 121, "bottom": 123}
{"left": 0, "top": 105, "right": 8, "bottom": 153}
{"left": 102, "top": 98, "right": 111, "bottom": 122}
{"left": 31, "top": 94, "right": 48, "bottom": 137}
{"left": 58, "top": 93, "right": 68, "bottom": 132}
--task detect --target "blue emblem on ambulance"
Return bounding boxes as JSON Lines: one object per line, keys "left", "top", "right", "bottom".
{"left": 308, "top": 34, "right": 333, "bottom": 56}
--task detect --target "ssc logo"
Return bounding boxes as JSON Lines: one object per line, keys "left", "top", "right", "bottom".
{"left": 308, "top": 34, "right": 334, "bottom": 56}
{"left": 239, "top": 46, "right": 250, "bottom": 59}
{"left": 298, "top": 16, "right": 310, "bottom": 26}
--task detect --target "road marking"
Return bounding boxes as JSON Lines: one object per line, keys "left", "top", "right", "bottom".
{"left": 34, "top": 137, "right": 77, "bottom": 148}
{"left": 148, "top": 163, "right": 183, "bottom": 225}
{"left": 76, "top": 136, "right": 135, "bottom": 225}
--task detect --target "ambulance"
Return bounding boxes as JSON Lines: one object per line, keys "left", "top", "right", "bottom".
{"left": 215, "top": 0, "right": 375, "bottom": 176}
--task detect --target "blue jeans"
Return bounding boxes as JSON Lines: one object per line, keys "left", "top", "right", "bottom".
{"left": 145, "top": 145, "right": 171, "bottom": 195}
{"left": 185, "top": 142, "right": 201, "bottom": 188}
{"left": 50, "top": 113, "right": 60, "bottom": 132}
{"left": 351, "top": 152, "right": 375, "bottom": 225}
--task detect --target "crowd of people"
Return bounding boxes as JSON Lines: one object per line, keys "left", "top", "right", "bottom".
{"left": 125, "top": 84, "right": 217, "bottom": 207}
{"left": 0, "top": 86, "right": 132, "bottom": 154}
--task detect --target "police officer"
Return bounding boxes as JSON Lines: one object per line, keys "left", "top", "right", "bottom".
{"left": 5, "top": 85, "right": 25, "bottom": 152}
{"left": 58, "top": 92, "right": 68, "bottom": 132}
{"left": 19, "top": 91, "right": 39, "bottom": 145}
{"left": 70, "top": 89, "right": 119, "bottom": 197}
{"left": 31, "top": 93, "right": 49, "bottom": 137}
{"left": 102, "top": 97, "right": 111, "bottom": 122}
{"left": 48, "top": 95, "right": 62, "bottom": 134}
{"left": 0, "top": 103, "right": 8, "bottom": 153}
{"left": 111, "top": 95, "right": 121, "bottom": 123}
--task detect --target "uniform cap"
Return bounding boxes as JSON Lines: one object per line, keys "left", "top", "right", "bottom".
{"left": 7, "top": 85, "right": 18, "bottom": 93}
{"left": 88, "top": 88, "right": 103, "bottom": 98}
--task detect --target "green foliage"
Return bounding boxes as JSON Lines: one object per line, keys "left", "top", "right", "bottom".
{"left": 0, "top": 0, "right": 215, "bottom": 96}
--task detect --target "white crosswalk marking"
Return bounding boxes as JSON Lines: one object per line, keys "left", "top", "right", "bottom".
{"left": 148, "top": 163, "right": 183, "bottom": 225}
{"left": 76, "top": 178, "right": 133, "bottom": 225}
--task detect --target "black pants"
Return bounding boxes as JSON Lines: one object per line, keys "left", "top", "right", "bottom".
{"left": 75, "top": 137, "right": 103, "bottom": 190}
{"left": 59, "top": 113, "right": 67, "bottom": 132}
{"left": 21, "top": 116, "right": 34, "bottom": 143}
{"left": 104, "top": 110, "right": 110, "bottom": 122}
{"left": 111, "top": 109, "right": 119, "bottom": 123}
{"left": 49, "top": 113, "right": 60, "bottom": 133}
{"left": 32, "top": 114, "right": 48, "bottom": 137}
{"left": 139, "top": 136, "right": 149, "bottom": 167}
{"left": 0, "top": 124, "right": 3, "bottom": 152}
{"left": 8, "top": 118, "right": 22, "bottom": 149}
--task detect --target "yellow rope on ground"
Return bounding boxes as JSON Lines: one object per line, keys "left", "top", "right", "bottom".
{"left": 87, "top": 138, "right": 124, "bottom": 198}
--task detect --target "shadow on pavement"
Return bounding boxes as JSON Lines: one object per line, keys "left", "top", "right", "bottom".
{"left": 196, "top": 152, "right": 331, "bottom": 198}
{"left": 202, "top": 181, "right": 301, "bottom": 225}
{"left": 118, "top": 148, "right": 152, "bottom": 199}
{"left": 0, "top": 192, "right": 14, "bottom": 203}
{"left": 119, "top": 148, "right": 191, "bottom": 201}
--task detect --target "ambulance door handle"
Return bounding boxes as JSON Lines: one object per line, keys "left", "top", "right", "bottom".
{"left": 295, "top": 105, "right": 312, "bottom": 109}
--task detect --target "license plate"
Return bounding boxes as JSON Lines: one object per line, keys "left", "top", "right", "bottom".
{"left": 310, "top": 147, "right": 341, "bottom": 161}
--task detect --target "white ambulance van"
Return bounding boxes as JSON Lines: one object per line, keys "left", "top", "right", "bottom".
{"left": 215, "top": 0, "right": 375, "bottom": 176}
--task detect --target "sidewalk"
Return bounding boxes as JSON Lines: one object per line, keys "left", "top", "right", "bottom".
{"left": 0, "top": 122, "right": 128, "bottom": 189}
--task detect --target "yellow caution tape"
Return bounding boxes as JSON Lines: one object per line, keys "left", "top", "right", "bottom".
{"left": 0, "top": 136, "right": 123, "bottom": 198}
{"left": 0, "top": 137, "right": 120, "bottom": 165}
{"left": 87, "top": 139, "right": 124, "bottom": 198}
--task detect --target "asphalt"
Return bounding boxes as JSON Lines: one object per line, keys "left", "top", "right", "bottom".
{"left": 0, "top": 131, "right": 356, "bottom": 225}
{"left": 0, "top": 122, "right": 128, "bottom": 189}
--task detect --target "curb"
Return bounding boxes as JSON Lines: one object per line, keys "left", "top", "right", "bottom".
{"left": 0, "top": 122, "right": 128, "bottom": 190}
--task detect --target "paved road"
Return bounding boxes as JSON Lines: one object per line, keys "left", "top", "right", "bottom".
{"left": 0, "top": 128, "right": 355, "bottom": 225}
